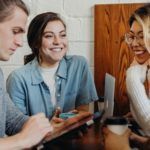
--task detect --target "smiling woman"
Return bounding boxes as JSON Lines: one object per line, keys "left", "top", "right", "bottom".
{"left": 125, "top": 5, "right": 150, "bottom": 65}
{"left": 126, "top": 4, "right": 150, "bottom": 136}
{"left": 40, "top": 20, "right": 68, "bottom": 67}
{"left": 103, "top": 4, "right": 150, "bottom": 150}
{"left": 6, "top": 12, "right": 98, "bottom": 119}
{"left": 125, "top": 21, "right": 150, "bottom": 64}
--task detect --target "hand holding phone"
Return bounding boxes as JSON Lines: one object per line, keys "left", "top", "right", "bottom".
{"left": 59, "top": 112, "right": 78, "bottom": 120}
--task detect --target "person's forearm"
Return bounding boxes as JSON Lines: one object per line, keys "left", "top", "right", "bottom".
{"left": 0, "top": 133, "right": 27, "bottom": 150}
{"left": 126, "top": 68, "right": 150, "bottom": 130}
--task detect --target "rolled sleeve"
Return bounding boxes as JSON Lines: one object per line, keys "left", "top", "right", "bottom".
{"left": 75, "top": 58, "right": 98, "bottom": 107}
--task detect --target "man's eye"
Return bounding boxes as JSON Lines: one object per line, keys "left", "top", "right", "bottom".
{"left": 13, "top": 30, "right": 19, "bottom": 34}
{"left": 13, "top": 29, "right": 23, "bottom": 34}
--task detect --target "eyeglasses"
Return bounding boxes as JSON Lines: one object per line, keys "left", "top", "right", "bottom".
{"left": 125, "top": 32, "right": 145, "bottom": 46}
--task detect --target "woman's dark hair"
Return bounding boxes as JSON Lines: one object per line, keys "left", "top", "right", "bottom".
{"left": 0, "top": 0, "right": 29, "bottom": 22}
{"left": 129, "top": 4, "right": 150, "bottom": 27}
{"left": 24, "top": 12, "right": 66, "bottom": 64}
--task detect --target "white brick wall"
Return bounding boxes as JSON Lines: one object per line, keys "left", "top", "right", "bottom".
{"left": 1, "top": 0, "right": 149, "bottom": 82}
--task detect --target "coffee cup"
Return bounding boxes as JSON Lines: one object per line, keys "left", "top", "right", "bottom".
{"left": 104, "top": 117, "right": 128, "bottom": 135}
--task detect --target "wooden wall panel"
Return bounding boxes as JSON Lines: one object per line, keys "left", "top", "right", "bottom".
{"left": 94, "top": 4, "right": 144, "bottom": 115}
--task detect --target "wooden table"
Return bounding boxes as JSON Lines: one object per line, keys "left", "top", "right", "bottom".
{"left": 36, "top": 116, "right": 148, "bottom": 150}
{"left": 41, "top": 119, "right": 104, "bottom": 150}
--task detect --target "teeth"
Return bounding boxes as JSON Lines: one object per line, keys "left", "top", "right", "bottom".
{"left": 51, "top": 48, "right": 61, "bottom": 52}
{"left": 134, "top": 50, "right": 145, "bottom": 55}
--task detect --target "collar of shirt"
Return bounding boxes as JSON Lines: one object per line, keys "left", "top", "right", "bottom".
{"left": 29, "top": 56, "right": 73, "bottom": 85}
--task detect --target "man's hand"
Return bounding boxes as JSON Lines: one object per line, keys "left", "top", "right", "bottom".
{"left": 18, "top": 113, "right": 53, "bottom": 149}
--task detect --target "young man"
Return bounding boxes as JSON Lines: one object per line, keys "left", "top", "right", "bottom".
{"left": 0, "top": 0, "right": 52, "bottom": 149}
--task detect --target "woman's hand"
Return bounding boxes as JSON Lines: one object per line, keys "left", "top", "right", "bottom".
{"left": 124, "top": 112, "right": 133, "bottom": 118}
{"left": 51, "top": 107, "right": 64, "bottom": 125}
{"left": 130, "top": 132, "right": 148, "bottom": 143}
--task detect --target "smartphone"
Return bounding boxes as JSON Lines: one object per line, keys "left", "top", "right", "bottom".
{"left": 59, "top": 112, "right": 77, "bottom": 120}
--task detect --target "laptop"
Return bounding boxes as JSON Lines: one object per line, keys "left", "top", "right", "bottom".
{"left": 94, "top": 73, "right": 115, "bottom": 123}
{"left": 102, "top": 73, "right": 115, "bottom": 120}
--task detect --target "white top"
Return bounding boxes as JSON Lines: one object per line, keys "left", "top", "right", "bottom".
{"left": 126, "top": 64, "right": 150, "bottom": 136}
{"left": 39, "top": 65, "right": 58, "bottom": 106}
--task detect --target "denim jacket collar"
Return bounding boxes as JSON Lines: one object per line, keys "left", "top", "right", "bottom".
{"left": 56, "top": 58, "right": 67, "bottom": 79}
{"left": 30, "top": 58, "right": 43, "bottom": 85}
{"left": 30, "top": 57, "right": 69, "bottom": 85}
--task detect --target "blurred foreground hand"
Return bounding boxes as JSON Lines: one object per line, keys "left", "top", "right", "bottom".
{"left": 103, "top": 127, "right": 131, "bottom": 150}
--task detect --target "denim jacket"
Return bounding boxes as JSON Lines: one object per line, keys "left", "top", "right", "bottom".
{"left": 7, "top": 55, "right": 98, "bottom": 118}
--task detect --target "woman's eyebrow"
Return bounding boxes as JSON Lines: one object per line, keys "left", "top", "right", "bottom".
{"left": 43, "top": 29, "right": 66, "bottom": 34}
{"left": 137, "top": 30, "right": 143, "bottom": 34}
{"left": 129, "top": 30, "right": 143, "bottom": 34}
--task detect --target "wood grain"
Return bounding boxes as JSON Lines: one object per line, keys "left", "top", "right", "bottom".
{"left": 94, "top": 3, "right": 144, "bottom": 115}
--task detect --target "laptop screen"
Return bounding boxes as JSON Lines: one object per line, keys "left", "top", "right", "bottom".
{"left": 102, "top": 73, "right": 115, "bottom": 120}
